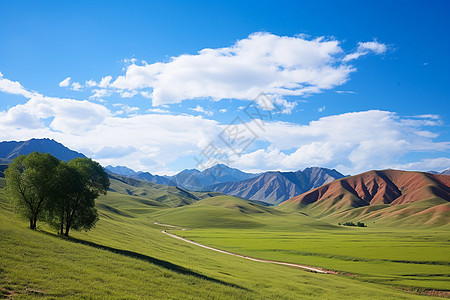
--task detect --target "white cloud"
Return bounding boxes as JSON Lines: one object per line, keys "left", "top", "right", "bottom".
{"left": 358, "top": 41, "right": 387, "bottom": 54}
{"left": 410, "top": 114, "right": 440, "bottom": 120}
{"left": 0, "top": 73, "right": 37, "bottom": 98}
{"left": 189, "top": 105, "right": 213, "bottom": 116}
{"left": 71, "top": 82, "right": 82, "bottom": 91}
{"left": 393, "top": 157, "right": 450, "bottom": 172}
{"left": 0, "top": 73, "right": 447, "bottom": 175}
{"left": 336, "top": 90, "right": 357, "bottom": 94}
{"left": 0, "top": 72, "right": 220, "bottom": 172}
{"left": 99, "top": 76, "right": 113, "bottom": 88}
{"left": 90, "top": 89, "right": 112, "bottom": 99}
{"left": 219, "top": 109, "right": 227, "bottom": 113}
{"left": 85, "top": 79, "right": 97, "bottom": 87}
{"left": 229, "top": 111, "right": 449, "bottom": 174}
{"left": 112, "top": 103, "right": 139, "bottom": 116}
{"left": 146, "top": 108, "right": 170, "bottom": 114}
{"left": 343, "top": 40, "right": 387, "bottom": 62}
{"left": 82, "top": 33, "right": 386, "bottom": 108}
{"left": 59, "top": 77, "right": 83, "bottom": 91}
{"left": 59, "top": 77, "right": 71, "bottom": 87}
{"left": 317, "top": 106, "right": 326, "bottom": 112}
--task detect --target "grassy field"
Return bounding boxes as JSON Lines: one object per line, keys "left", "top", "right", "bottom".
{"left": 178, "top": 228, "right": 450, "bottom": 291}
{"left": 0, "top": 182, "right": 447, "bottom": 299}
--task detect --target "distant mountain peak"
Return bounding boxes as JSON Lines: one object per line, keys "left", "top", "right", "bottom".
{"left": 0, "top": 138, "right": 86, "bottom": 162}
{"left": 105, "top": 165, "right": 138, "bottom": 176}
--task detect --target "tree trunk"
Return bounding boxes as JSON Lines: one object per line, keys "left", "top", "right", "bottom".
{"left": 64, "top": 225, "right": 70, "bottom": 236}
{"left": 31, "top": 216, "right": 37, "bottom": 230}
{"left": 60, "top": 209, "right": 64, "bottom": 235}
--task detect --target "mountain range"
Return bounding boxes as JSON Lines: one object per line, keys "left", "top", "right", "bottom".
{"left": 209, "top": 167, "right": 345, "bottom": 205}
{"left": 105, "top": 164, "right": 258, "bottom": 190}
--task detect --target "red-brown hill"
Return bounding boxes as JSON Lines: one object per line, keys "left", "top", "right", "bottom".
{"left": 279, "top": 170, "right": 450, "bottom": 227}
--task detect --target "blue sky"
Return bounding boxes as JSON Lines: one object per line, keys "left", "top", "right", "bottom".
{"left": 0, "top": 0, "right": 449, "bottom": 174}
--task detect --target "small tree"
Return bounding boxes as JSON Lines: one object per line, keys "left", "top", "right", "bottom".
{"left": 357, "top": 222, "right": 367, "bottom": 227}
{"left": 48, "top": 158, "right": 109, "bottom": 236}
{"left": 5, "top": 152, "right": 60, "bottom": 229}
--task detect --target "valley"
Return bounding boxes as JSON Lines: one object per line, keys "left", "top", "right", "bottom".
{"left": 1, "top": 171, "right": 448, "bottom": 298}
{"left": 0, "top": 140, "right": 448, "bottom": 299}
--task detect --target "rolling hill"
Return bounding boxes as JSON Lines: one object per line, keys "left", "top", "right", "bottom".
{"left": 108, "top": 173, "right": 222, "bottom": 207}
{"left": 280, "top": 169, "right": 450, "bottom": 226}
{"left": 209, "top": 167, "right": 345, "bottom": 205}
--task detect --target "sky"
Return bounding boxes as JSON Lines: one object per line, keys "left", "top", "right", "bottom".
{"left": 0, "top": 0, "right": 449, "bottom": 175}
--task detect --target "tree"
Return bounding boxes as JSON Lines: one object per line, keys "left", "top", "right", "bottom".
{"left": 47, "top": 158, "right": 109, "bottom": 236}
{"left": 5, "top": 152, "right": 60, "bottom": 230}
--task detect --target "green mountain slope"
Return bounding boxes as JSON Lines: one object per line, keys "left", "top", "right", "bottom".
{"left": 108, "top": 174, "right": 222, "bottom": 207}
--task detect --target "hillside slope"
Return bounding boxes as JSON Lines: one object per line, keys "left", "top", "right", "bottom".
{"left": 280, "top": 169, "right": 450, "bottom": 226}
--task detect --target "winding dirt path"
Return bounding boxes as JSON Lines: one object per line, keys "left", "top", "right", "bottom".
{"left": 155, "top": 222, "right": 334, "bottom": 274}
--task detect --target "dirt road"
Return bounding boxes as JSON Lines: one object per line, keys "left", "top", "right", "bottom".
{"left": 155, "top": 222, "right": 334, "bottom": 274}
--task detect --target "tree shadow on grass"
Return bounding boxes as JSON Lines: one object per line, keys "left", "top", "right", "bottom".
{"left": 41, "top": 231, "right": 247, "bottom": 290}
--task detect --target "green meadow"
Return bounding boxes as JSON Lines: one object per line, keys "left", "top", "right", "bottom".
{"left": 0, "top": 178, "right": 448, "bottom": 299}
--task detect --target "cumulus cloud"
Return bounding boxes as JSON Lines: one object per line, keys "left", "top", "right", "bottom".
{"left": 80, "top": 32, "right": 386, "bottom": 112}
{"left": 59, "top": 77, "right": 83, "bottom": 91}
{"left": 71, "top": 82, "right": 82, "bottom": 91}
{"left": 0, "top": 72, "right": 37, "bottom": 98}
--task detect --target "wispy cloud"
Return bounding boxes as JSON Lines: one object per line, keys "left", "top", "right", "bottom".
{"left": 343, "top": 40, "right": 387, "bottom": 62}
{"left": 189, "top": 105, "right": 213, "bottom": 116}
{"left": 336, "top": 90, "right": 357, "bottom": 94}
{"left": 146, "top": 108, "right": 170, "bottom": 114}
{"left": 112, "top": 103, "right": 139, "bottom": 116}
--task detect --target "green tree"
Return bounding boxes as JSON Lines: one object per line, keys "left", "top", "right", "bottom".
{"left": 5, "top": 152, "right": 60, "bottom": 230}
{"left": 48, "top": 158, "right": 109, "bottom": 236}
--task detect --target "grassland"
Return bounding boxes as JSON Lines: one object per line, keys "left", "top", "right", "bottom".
{"left": 155, "top": 196, "right": 450, "bottom": 293}
{"left": 0, "top": 181, "right": 447, "bottom": 299}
